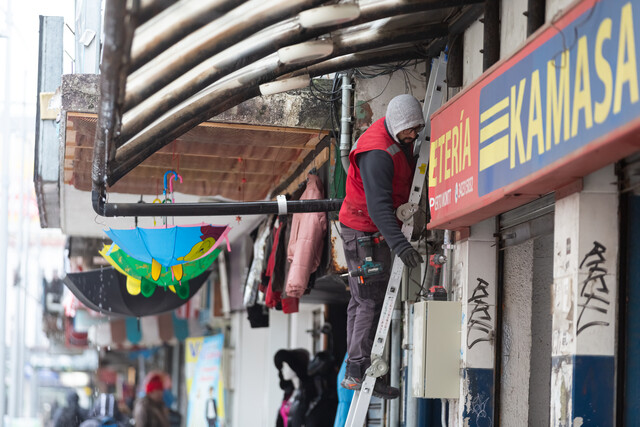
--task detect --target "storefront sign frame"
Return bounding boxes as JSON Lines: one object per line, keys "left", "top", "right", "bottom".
{"left": 428, "top": 0, "right": 640, "bottom": 229}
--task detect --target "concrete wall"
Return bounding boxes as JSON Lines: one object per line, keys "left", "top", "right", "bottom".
{"left": 551, "top": 166, "right": 619, "bottom": 425}
{"left": 500, "top": 0, "right": 528, "bottom": 59}
{"left": 353, "top": 63, "right": 428, "bottom": 139}
{"left": 463, "top": 18, "right": 484, "bottom": 87}
{"left": 546, "top": 0, "right": 577, "bottom": 21}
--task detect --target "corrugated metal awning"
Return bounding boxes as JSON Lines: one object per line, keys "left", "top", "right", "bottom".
{"left": 92, "top": 0, "right": 484, "bottom": 215}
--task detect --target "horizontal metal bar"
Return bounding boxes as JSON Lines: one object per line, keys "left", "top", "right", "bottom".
{"left": 294, "top": 43, "right": 424, "bottom": 78}
{"left": 92, "top": 190, "right": 343, "bottom": 216}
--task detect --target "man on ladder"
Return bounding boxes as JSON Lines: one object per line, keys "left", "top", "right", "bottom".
{"left": 339, "top": 53, "right": 448, "bottom": 426}
{"left": 338, "top": 94, "right": 425, "bottom": 400}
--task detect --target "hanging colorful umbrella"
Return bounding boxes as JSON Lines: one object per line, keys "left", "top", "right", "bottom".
{"left": 63, "top": 267, "right": 212, "bottom": 317}
{"left": 100, "top": 244, "right": 222, "bottom": 299}
{"left": 104, "top": 223, "right": 230, "bottom": 281}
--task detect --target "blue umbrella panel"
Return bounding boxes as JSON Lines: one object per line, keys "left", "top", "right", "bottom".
{"left": 105, "top": 223, "right": 230, "bottom": 281}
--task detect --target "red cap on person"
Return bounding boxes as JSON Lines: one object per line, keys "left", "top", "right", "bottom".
{"left": 146, "top": 375, "right": 164, "bottom": 394}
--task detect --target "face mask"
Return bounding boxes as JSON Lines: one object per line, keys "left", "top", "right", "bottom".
{"left": 163, "top": 389, "right": 174, "bottom": 408}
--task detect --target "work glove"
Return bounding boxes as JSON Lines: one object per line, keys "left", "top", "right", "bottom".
{"left": 399, "top": 247, "right": 423, "bottom": 268}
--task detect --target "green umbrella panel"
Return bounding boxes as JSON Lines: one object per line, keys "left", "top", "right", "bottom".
{"left": 100, "top": 244, "right": 221, "bottom": 299}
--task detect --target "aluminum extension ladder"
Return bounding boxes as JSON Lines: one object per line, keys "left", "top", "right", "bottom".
{"left": 345, "top": 52, "right": 448, "bottom": 427}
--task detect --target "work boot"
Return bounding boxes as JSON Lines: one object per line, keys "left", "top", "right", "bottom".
{"left": 340, "top": 376, "right": 400, "bottom": 400}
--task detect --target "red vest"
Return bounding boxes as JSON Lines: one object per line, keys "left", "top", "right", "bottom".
{"left": 339, "top": 118, "right": 414, "bottom": 232}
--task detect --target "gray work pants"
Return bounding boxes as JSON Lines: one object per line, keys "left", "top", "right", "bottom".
{"left": 341, "top": 223, "right": 392, "bottom": 379}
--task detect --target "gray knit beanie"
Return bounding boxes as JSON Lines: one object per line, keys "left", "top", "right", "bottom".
{"left": 385, "top": 94, "right": 425, "bottom": 143}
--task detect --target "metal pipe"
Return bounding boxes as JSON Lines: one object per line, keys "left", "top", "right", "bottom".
{"left": 95, "top": 0, "right": 486, "bottom": 196}
{"left": 218, "top": 252, "right": 231, "bottom": 318}
{"left": 92, "top": 189, "right": 343, "bottom": 217}
{"left": 419, "top": 3, "right": 484, "bottom": 58}
{"left": 401, "top": 302, "right": 410, "bottom": 424}
{"left": 390, "top": 302, "right": 402, "bottom": 426}
{"left": 120, "top": 19, "right": 303, "bottom": 142}
{"left": 92, "top": 0, "right": 133, "bottom": 189}
{"left": 137, "top": 0, "right": 175, "bottom": 25}
{"left": 119, "top": 0, "right": 478, "bottom": 139}
{"left": 124, "top": 0, "right": 325, "bottom": 111}
{"left": 120, "top": 13, "right": 446, "bottom": 143}
{"left": 269, "top": 136, "right": 332, "bottom": 198}
{"left": 441, "top": 399, "right": 448, "bottom": 426}
{"left": 171, "top": 343, "right": 180, "bottom": 410}
{"left": 111, "top": 22, "right": 446, "bottom": 184}
{"left": 126, "top": 0, "right": 480, "bottom": 109}
{"left": 294, "top": 43, "right": 422, "bottom": 77}
{"left": 406, "top": 301, "right": 417, "bottom": 426}
{"left": 131, "top": 0, "right": 241, "bottom": 72}
{"left": 339, "top": 72, "right": 353, "bottom": 174}
{"left": 443, "top": 230, "right": 452, "bottom": 297}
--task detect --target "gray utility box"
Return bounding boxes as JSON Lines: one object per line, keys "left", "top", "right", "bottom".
{"left": 412, "top": 300, "right": 461, "bottom": 398}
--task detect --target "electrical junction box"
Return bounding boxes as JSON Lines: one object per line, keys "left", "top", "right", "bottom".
{"left": 412, "top": 300, "right": 461, "bottom": 398}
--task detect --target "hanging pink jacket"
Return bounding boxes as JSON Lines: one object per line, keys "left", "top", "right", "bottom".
{"left": 286, "top": 174, "right": 327, "bottom": 298}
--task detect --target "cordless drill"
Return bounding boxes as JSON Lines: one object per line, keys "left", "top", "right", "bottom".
{"left": 348, "top": 233, "right": 385, "bottom": 284}
{"left": 427, "top": 253, "right": 448, "bottom": 300}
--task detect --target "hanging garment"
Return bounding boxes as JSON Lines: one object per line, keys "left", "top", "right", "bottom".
{"left": 247, "top": 303, "right": 269, "bottom": 328}
{"left": 244, "top": 219, "right": 273, "bottom": 306}
{"left": 259, "top": 225, "right": 275, "bottom": 295}
{"left": 286, "top": 174, "right": 328, "bottom": 298}
{"left": 264, "top": 218, "right": 284, "bottom": 309}
{"left": 265, "top": 217, "right": 298, "bottom": 313}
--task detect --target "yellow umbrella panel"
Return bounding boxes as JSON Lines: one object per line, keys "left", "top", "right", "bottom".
{"left": 100, "top": 244, "right": 222, "bottom": 299}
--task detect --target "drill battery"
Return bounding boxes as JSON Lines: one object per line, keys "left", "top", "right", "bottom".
{"left": 426, "top": 285, "right": 448, "bottom": 301}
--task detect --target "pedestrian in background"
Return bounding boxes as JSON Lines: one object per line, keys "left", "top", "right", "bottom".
{"left": 52, "top": 390, "right": 88, "bottom": 427}
{"left": 133, "top": 374, "right": 170, "bottom": 427}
